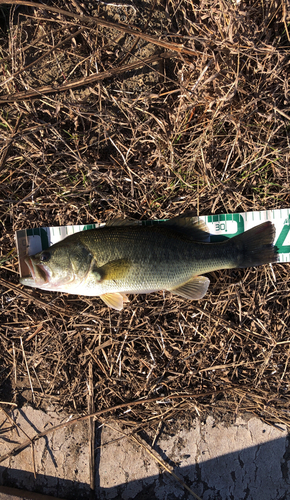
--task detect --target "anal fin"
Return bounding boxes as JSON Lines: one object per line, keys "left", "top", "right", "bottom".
{"left": 170, "top": 276, "right": 210, "bottom": 301}
{"left": 100, "top": 292, "right": 129, "bottom": 310}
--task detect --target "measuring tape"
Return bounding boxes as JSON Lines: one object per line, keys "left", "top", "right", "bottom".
{"left": 16, "top": 208, "right": 290, "bottom": 277}
{"left": 199, "top": 209, "right": 290, "bottom": 263}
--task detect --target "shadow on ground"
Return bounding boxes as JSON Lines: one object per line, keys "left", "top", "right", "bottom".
{"left": 1, "top": 431, "right": 289, "bottom": 500}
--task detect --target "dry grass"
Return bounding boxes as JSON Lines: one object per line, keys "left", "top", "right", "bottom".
{"left": 0, "top": 0, "right": 290, "bottom": 434}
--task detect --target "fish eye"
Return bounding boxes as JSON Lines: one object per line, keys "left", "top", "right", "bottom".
{"left": 40, "top": 251, "right": 51, "bottom": 262}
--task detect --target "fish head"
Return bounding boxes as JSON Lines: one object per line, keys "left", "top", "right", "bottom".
{"left": 20, "top": 241, "right": 93, "bottom": 291}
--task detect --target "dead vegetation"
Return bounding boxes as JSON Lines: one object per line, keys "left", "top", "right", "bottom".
{"left": 0, "top": 0, "right": 290, "bottom": 435}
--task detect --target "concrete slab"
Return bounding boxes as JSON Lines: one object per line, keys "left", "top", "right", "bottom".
{"left": 0, "top": 407, "right": 289, "bottom": 500}
{"left": 97, "top": 416, "right": 290, "bottom": 500}
{"left": 0, "top": 486, "right": 63, "bottom": 500}
{"left": 0, "top": 407, "right": 90, "bottom": 499}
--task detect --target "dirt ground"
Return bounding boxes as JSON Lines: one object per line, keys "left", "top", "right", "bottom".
{"left": 0, "top": 0, "right": 290, "bottom": 483}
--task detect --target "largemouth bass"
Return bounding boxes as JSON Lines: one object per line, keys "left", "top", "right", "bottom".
{"left": 20, "top": 215, "right": 277, "bottom": 310}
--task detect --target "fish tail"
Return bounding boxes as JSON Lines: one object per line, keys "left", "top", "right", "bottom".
{"left": 230, "top": 221, "right": 278, "bottom": 268}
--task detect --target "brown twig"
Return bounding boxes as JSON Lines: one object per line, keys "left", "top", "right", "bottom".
{"left": 1, "top": 26, "right": 88, "bottom": 90}
{"left": 88, "top": 361, "right": 95, "bottom": 499}
{"left": 0, "top": 0, "right": 206, "bottom": 58}
{"left": 0, "top": 53, "right": 173, "bottom": 103}
{"left": 0, "top": 278, "right": 74, "bottom": 316}
{"left": 0, "top": 113, "right": 23, "bottom": 171}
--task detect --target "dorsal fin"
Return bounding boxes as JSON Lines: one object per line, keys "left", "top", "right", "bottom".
{"left": 106, "top": 213, "right": 209, "bottom": 241}
{"left": 160, "top": 214, "right": 209, "bottom": 242}
{"left": 106, "top": 218, "right": 140, "bottom": 227}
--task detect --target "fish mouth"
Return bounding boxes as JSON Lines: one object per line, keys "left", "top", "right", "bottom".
{"left": 23, "top": 256, "right": 50, "bottom": 286}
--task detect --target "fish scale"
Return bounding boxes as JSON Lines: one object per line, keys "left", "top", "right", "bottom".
{"left": 78, "top": 225, "right": 224, "bottom": 291}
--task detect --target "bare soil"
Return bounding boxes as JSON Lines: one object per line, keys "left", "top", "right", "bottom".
{"left": 0, "top": 0, "right": 290, "bottom": 437}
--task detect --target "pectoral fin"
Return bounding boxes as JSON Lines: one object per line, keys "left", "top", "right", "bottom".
{"left": 170, "top": 276, "right": 210, "bottom": 300}
{"left": 93, "top": 259, "right": 131, "bottom": 282}
{"left": 100, "top": 292, "right": 129, "bottom": 310}
{"left": 121, "top": 292, "right": 130, "bottom": 303}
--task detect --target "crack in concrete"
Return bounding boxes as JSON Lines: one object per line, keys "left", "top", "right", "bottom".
{"left": 281, "top": 434, "right": 290, "bottom": 483}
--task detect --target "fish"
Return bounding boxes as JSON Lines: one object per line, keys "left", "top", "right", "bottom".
{"left": 20, "top": 215, "right": 278, "bottom": 311}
